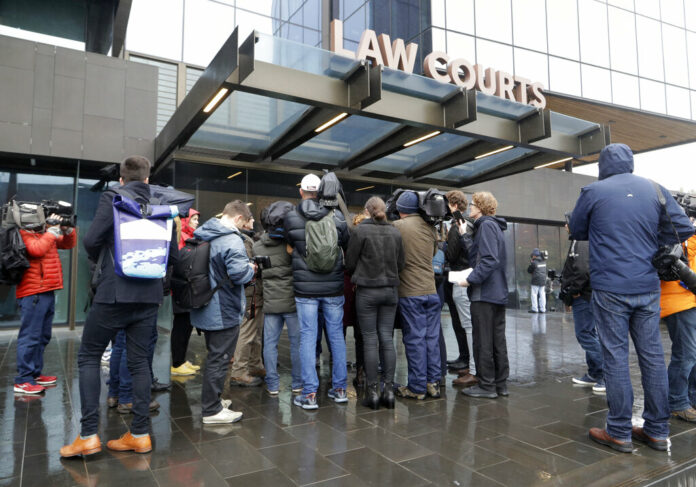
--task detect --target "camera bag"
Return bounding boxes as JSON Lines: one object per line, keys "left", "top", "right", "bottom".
{"left": 0, "top": 203, "right": 30, "bottom": 285}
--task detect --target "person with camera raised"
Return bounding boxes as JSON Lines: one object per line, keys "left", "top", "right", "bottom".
{"left": 528, "top": 249, "right": 548, "bottom": 313}
{"left": 13, "top": 211, "right": 77, "bottom": 395}
{"left": 660, "top": 213, "right": 696, "bottom": 423}
{"left": 254, "top": 201, "right": 302, "bottom": 395}
{"left": 392, "top": 191, "right": 441, "bottom": 400}
{"left": 570, "top": 143, "right": 693, "bottom": 453}
{"left": 191, "top": 200, "right": 257, "bottom": 424}
{"left": 285, "top": 174, "right": 350, "bottom": 409}
{"left": 346, "top": 196, "right": 405, "bottom": 409}
{"left": 457, "top": 192, "right": 509, "bottom": 399}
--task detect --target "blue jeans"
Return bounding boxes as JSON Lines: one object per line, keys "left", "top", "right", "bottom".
{"left": 15, "top": 291, "right": 55, "bottom": 385}
{"left": 263, "top": 312, "right": 302, "bottom": 391}
{"left": 572, "top": 297, "right": 603, "bottom": 380}
{"left": 665, "top": 307, "right": 696, "bottom": 411}
{"left": 399, "top": 294, "right": 442, "bottom": 394}
{"left": 108, "top": 330, "right": 133, "bottom": 403}
{"left": 592, "top": 290, "right": 669, "bottom": 441}
{"left": 296, "top": 296, "right": 347, "bottom": 395}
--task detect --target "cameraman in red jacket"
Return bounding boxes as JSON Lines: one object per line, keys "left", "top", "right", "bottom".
{"left": 14, "top": 215, "right": 77, "bottom": 394}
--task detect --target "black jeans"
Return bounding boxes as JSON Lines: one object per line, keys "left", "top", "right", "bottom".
{"left": 202, "top": 326, "right": 239, "bottom": 417}
{"left": 171, "top": 312, "right": 193, "bottom": 368}
{"left": 445, "top": 281, "right": 470, "bottom": 365}
{"left": 470, "top": 301, "right": 509, "bottom": 392}
{"left": 79, "top": 302, "right": 158, "bottom": 436}
{"left": 356, "top": 286, "right": 398, "bottom": 385}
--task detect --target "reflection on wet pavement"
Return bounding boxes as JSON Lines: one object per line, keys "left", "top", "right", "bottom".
{"left": 1, "top": 309, "right": 694, "bottom": 486}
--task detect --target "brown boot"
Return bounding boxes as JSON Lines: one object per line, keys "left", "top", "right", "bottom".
{"left": 588, "top": 428, "right": 633, "bottom": 453}
{"left": 107, "top": 432, "right": 152, "bottom": 453}
{"left": 453, "top": 373, "right": 478, "bottom": 388}
{"left": 456, "top": 369, "right": 471, "bottom": 377}
{"left": 60, "top": 435, "right": 102, "bottom": 458}
{"left": 250, "top": 366, "right": 266, "bottom": 378}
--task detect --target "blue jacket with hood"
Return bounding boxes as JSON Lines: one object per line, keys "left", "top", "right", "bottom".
{"left": 190, "top": 218, "right": 255, "bottom": 331}
{"left": 570, "top": 143, "right": 693, "bottom": 294}
{"left": 465, "top": 215, "right": 509, "bottom": 305}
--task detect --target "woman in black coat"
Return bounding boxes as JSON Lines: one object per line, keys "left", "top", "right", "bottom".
{"left": 345, "top": 197, "right": 405, "bottom": 409}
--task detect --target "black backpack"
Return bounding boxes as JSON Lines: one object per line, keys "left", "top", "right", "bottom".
{"left": 171, "top": 238, "right": 229, "bottom": 309}
{"left": 0, "top": 225, "right": 30, "bottom": 285}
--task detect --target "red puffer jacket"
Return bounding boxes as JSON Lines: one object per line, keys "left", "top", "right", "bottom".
{"left": 15, "top": 229, "right": 78, "bottom": 299}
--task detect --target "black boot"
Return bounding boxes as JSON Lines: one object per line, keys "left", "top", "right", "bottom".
{"left": 381, "top": 382, "right": 395, "bottom": 409}
{"left": 362, "top": 383, "right": 380, "bottom": 410}
{"left": 353, "top": 366, "right": 365, "bottom": 389}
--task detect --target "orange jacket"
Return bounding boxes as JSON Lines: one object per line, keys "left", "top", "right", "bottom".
{"left": 660, "top": 235, "right": 696, "bottom": 318}
{"left": 15, "top": 229, "right": 77, "bottom": 299}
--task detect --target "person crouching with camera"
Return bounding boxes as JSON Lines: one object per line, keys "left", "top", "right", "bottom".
{"left": 14, "top": 214, "right": 77, "bottom": 394}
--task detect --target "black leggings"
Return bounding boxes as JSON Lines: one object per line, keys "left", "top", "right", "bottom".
{"left": 171, "top": 312, "right": 193, "bottom": 368}
{"left": 356, "top": 286, "right": 398, "bottom": 385}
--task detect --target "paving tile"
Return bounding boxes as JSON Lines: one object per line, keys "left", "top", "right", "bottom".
{"left": 196, "top": 436, "right": 274, "bottom": 478}
{"left": 476, "top": 436, "right": 584, "bottom": 475}
{"left": 153, "top": 459, "right": 228, "bottom": 487}
{"left": 548, "top": 440, "right": 615, "bottom": 466}
{"left": 147, "top": 430, "right": 202, "bottom": 470}
{"left": 285, "top": 421, "right": 362, "bottom": 455}
{"left": 400, "top": 453, "right": 503, "bottom": 487}
{"left": 346, "top": 426, "right": 432, "bottom": 462}
{"left": 477, "top": 460, "right": 561, "bottom": 486}
{"left": 474, "top": 418, "right": 568, "bottom": 448}
{"left": 233, "top": 417, "right": 299, "bottom": 449}
{"left": 173, "top": 415, "right": 241, "bottom": 444}
{"left": 260, "top": 442, "right": 348, "bottom": 485}
{"left": 224, "top": 467, "right": 295, "bottom": 486}
{"left": 409, "top": 431, "right": 506, "bottom": 470}
{"left": 84, "top": 456, "right": 158, "bottom": 486}
{"left": 326, "top": 447, "right": 430, "bottom": 487}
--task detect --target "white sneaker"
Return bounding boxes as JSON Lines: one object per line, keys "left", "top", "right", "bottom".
{"left": 101, "top": 348, "right": 112, "bottom": 366}
{"left": 202, "top": 407, "right": 243, "bottom": 424}
{"left": 221, "top": 399, "right": 232, "bottom": 409}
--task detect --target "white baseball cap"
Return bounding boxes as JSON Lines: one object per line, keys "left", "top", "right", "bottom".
{"left": 300, "top": 173, "right": 321, "bottom": 191}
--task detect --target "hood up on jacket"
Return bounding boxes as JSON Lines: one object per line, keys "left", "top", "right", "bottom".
{"left": 298, "top": 198, "right": 329, "bottom": 221}
{"left": 194, "top": 218, "right": 238, "bottom": 242}
{"left": 475, "top": 215, "right": 508, "bottom": 231}
{"left": 261, "top": 232, "right": 284, "bottom": 247}
{"left": 180, "top": 208, "right": 200, "bottom": 242}
{"left": 598, "top": 143, "right": 634, "bottom": 180}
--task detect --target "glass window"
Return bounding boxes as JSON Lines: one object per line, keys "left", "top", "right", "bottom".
{"left": 547, "top": 0, "right": 580, "bottom": 60}
{"left": 635, "top": 0, "right": 661, "bottom": 18}
{"left": 512, "top": 0, "right": 547, "bottom": 52}
{"left": 689, "top": 31, "right": 696, "bottom": 89}
{"left": 663, "top": 24, "right": 690, "bottom": 87}
{"left": 430, "top": 27, "right": 445, "bottom": 53}
{"left": 661, "top": 0, "right": 685, "bottom": 27}
{"left": 549, "top": 56, "right": 582, "bottom": 96}
{"left": 514, "top": 48, "right": 549, "bottom": 88}
{"left": 666, "top": 84, "right": 692, "bottom": 118}
{"left": 390, "top": 0, "right": 421, "bottom": 41}
{"left": 608, "top": 0, "right": 634, "bottom": 10}
{"left": 301, "top": 0, "right": 321, "bottom": 30}
{"left": 636, "top": 16, "right": 665, "bottom": 81}
{"left": 236, "top": 9, "right": 274, "bottom": 41}
{"left": 514, "top": 223, "right": 537, "bottom": 308}
{"left": 640, "top": 77, "right": 667, "bottom": 113}
{"left": 476, "top": 39, "right": 514, "bottom": 74}
{"left": 579, "top": 0, "right": 610, "bottom": 68}
{"left": 431, "top": 0, "right": 445, "bottom": 27}
{"left": 581, "top": 64, "right": 612, "bottom": 102}
{"left": 182, "top": 0, "right": 236, "bottom": 66}
{"left": 126, "top": 0, "right": 183, "bottom": 61}
{"left": 475, "top": 0, "right": 512, "bottom": 44}
{"left": 236, "top": 0, "right": 274, "bottom": 16}
{"left": 608, "top": 6, "right": 638, "bottom": 74}
{"left": 686, "top": 1, "right": 696, "bottom": 31}
{"left": 130, "top": 56, "right": 177, "bottom": 134}
{"left": 186, "top": 66, "right": 203, "bottom": 95}
{"left": 446, "top": 0, "right": 475, "bottom": 34}
{"left": 611, "top": 71, "right": 640, "bottom": 108}
{"left": 343, "top": 4, "right": 366, "bottom": 43}
{"left": 446, "top": 31, "right": 476, "bottom": 61}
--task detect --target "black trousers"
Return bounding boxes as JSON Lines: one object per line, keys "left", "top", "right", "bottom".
{"left": 470, "top": 301, "right": 509, "bottom": 392}
{"left": 445, "top": 281, "right": 470, "bottom": 365}
{"left": 202, "top": 326, "right": 239, "bottom": 417}
{"left": 356, "top": 286, "right": 398, "bottom": 385}
{"left": 171, "top": 312, "right": 193, "bottom": 368}
{"left": 79, "top": 302, "right": 158, "bottom": 436}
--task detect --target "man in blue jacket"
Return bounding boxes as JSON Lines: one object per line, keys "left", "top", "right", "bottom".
{"left": 458, "top": 191, "right": 509, "bottom": 399}
{"left": 570, "top": 143, "right": 694, "bottom": 453}
{"left": 191, "top": 200, "right": 257, "bottom": 424}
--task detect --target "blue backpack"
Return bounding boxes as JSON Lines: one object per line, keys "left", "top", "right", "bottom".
{"left": 432, "top": 248, "right": 446, "bottom": 275}
{"left": 112, "top": 189, "right": 178, "bottom": 279}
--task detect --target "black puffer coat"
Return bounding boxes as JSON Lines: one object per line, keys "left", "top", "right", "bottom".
{"left": 284, "top": 199, "right": 349, "bottom": 298}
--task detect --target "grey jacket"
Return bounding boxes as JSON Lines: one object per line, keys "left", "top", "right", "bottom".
{"left": 253, "top": 233, "right": 296, "bottom": 314}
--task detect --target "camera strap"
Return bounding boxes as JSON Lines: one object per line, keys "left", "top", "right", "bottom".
{"left": 651, "top": 180, "right": 683, "bottom": 248}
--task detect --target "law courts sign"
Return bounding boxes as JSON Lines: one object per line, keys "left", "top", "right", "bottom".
{"left": 330, "top": 20, "right": 546, "bottom": 109}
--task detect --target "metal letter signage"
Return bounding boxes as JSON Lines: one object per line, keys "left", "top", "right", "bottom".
{"left": 330, "top": 20, "right": 546, "bottom": 109}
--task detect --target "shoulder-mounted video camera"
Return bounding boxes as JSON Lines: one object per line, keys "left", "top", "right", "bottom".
{"left": 675, "top": 193, "right": 696, "bottom": 219}
{"left": 653, "top": 244, "right": 696, "bottom": 295}
{"left": 385, "top": 188, "right": 450, "bottom": 226}
{"left": 1, "top": 199, "right": 76, "bottom": 231}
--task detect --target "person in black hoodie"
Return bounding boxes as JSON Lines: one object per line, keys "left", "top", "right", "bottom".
{"left": 457, "top": 191, "right": 509, "bottom": 399}
{"left": 346, "top": 197, "right": 405, "bottom": 409}
{"left": 284, "top": 174, "right": 350, "bottom": 409}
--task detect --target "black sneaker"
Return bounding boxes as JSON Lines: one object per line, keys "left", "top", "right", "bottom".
{"left": 461, "top": 385, "right": 498, "bottom": 399}
{"left": 447, "top": 359, "right": 468, "bottom": 370}
{"left": 496, "top": 385, "right": 509, "bottom": 397}
{"left": 151, "top": 379, "right": 170, "bottom": 392}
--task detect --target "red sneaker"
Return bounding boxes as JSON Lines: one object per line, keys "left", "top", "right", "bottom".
{"left": 36, "top": 375, "right": 57, "bottom": 385}
{"left": 14, "top": 383, "right": 45, "bottom": 394}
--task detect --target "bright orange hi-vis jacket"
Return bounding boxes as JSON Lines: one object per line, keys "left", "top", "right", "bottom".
{"left": 660, "top": 235, "right": 696, "bottom": 319}
{"left": 15, "top": 229, "right": 77, "bottom": 299}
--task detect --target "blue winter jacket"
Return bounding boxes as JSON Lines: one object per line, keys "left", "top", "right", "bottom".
{"left": 190, "top": 218, "right": 255, "bottom": 331}
{"left": 465, "top": 215, "right": 509, "bottom": 305}
{"left": 570, "top": 143, "right": 693, "bottom": 294}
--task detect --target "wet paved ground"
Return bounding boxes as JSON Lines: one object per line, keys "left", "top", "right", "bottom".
{"left": 1, "top": 309, "right": 696, "bottom": 486}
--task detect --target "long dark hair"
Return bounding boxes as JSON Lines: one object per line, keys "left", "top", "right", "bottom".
{"left": 365, "top": 196, "right": 387, "bottom": 222}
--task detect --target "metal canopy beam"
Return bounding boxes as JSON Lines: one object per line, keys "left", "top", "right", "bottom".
{"left": 407, "top": 140, "right": 496, "bottom": 179}
{"left": 459, "top": 151, "right": 564, "bottom": 186}
{"left": 340, "top": 125, "right": 432, "bottom": 171}
{"left": 111, "top": 0, "right": 132, "bottom": 57}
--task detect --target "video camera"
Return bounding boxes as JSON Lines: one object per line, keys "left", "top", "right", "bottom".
{"left": 675, "top": 193, "right": 696, "bottom": 219}
{"left": 385, "top": 188, "right": 450, "bottom": 226}
{"left": 253, "top": 255, "right": 272, "bottom": 270}
{"left": 1, "top": 199, "right": 76, "bottom": 231}
{"left": 653, "top": 244, "right": 696, "bottom": 295}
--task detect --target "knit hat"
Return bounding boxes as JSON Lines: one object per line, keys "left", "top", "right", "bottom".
{"left": 531, "top": 248, "right": 541, "bottom": 258}
{"left": 396, "top": 191, "right": 419, "bottom": 214}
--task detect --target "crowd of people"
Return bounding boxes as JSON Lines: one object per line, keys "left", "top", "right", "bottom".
{"left": 8, "top": 143, "right": 696, "bottom": 459}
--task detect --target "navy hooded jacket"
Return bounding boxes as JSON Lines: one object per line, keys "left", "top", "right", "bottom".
{"left": 465, "top": 215, "right": 509, "bottom": 305}
{"left": 570, "top": 143, "right": 693, "bottom": 294}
